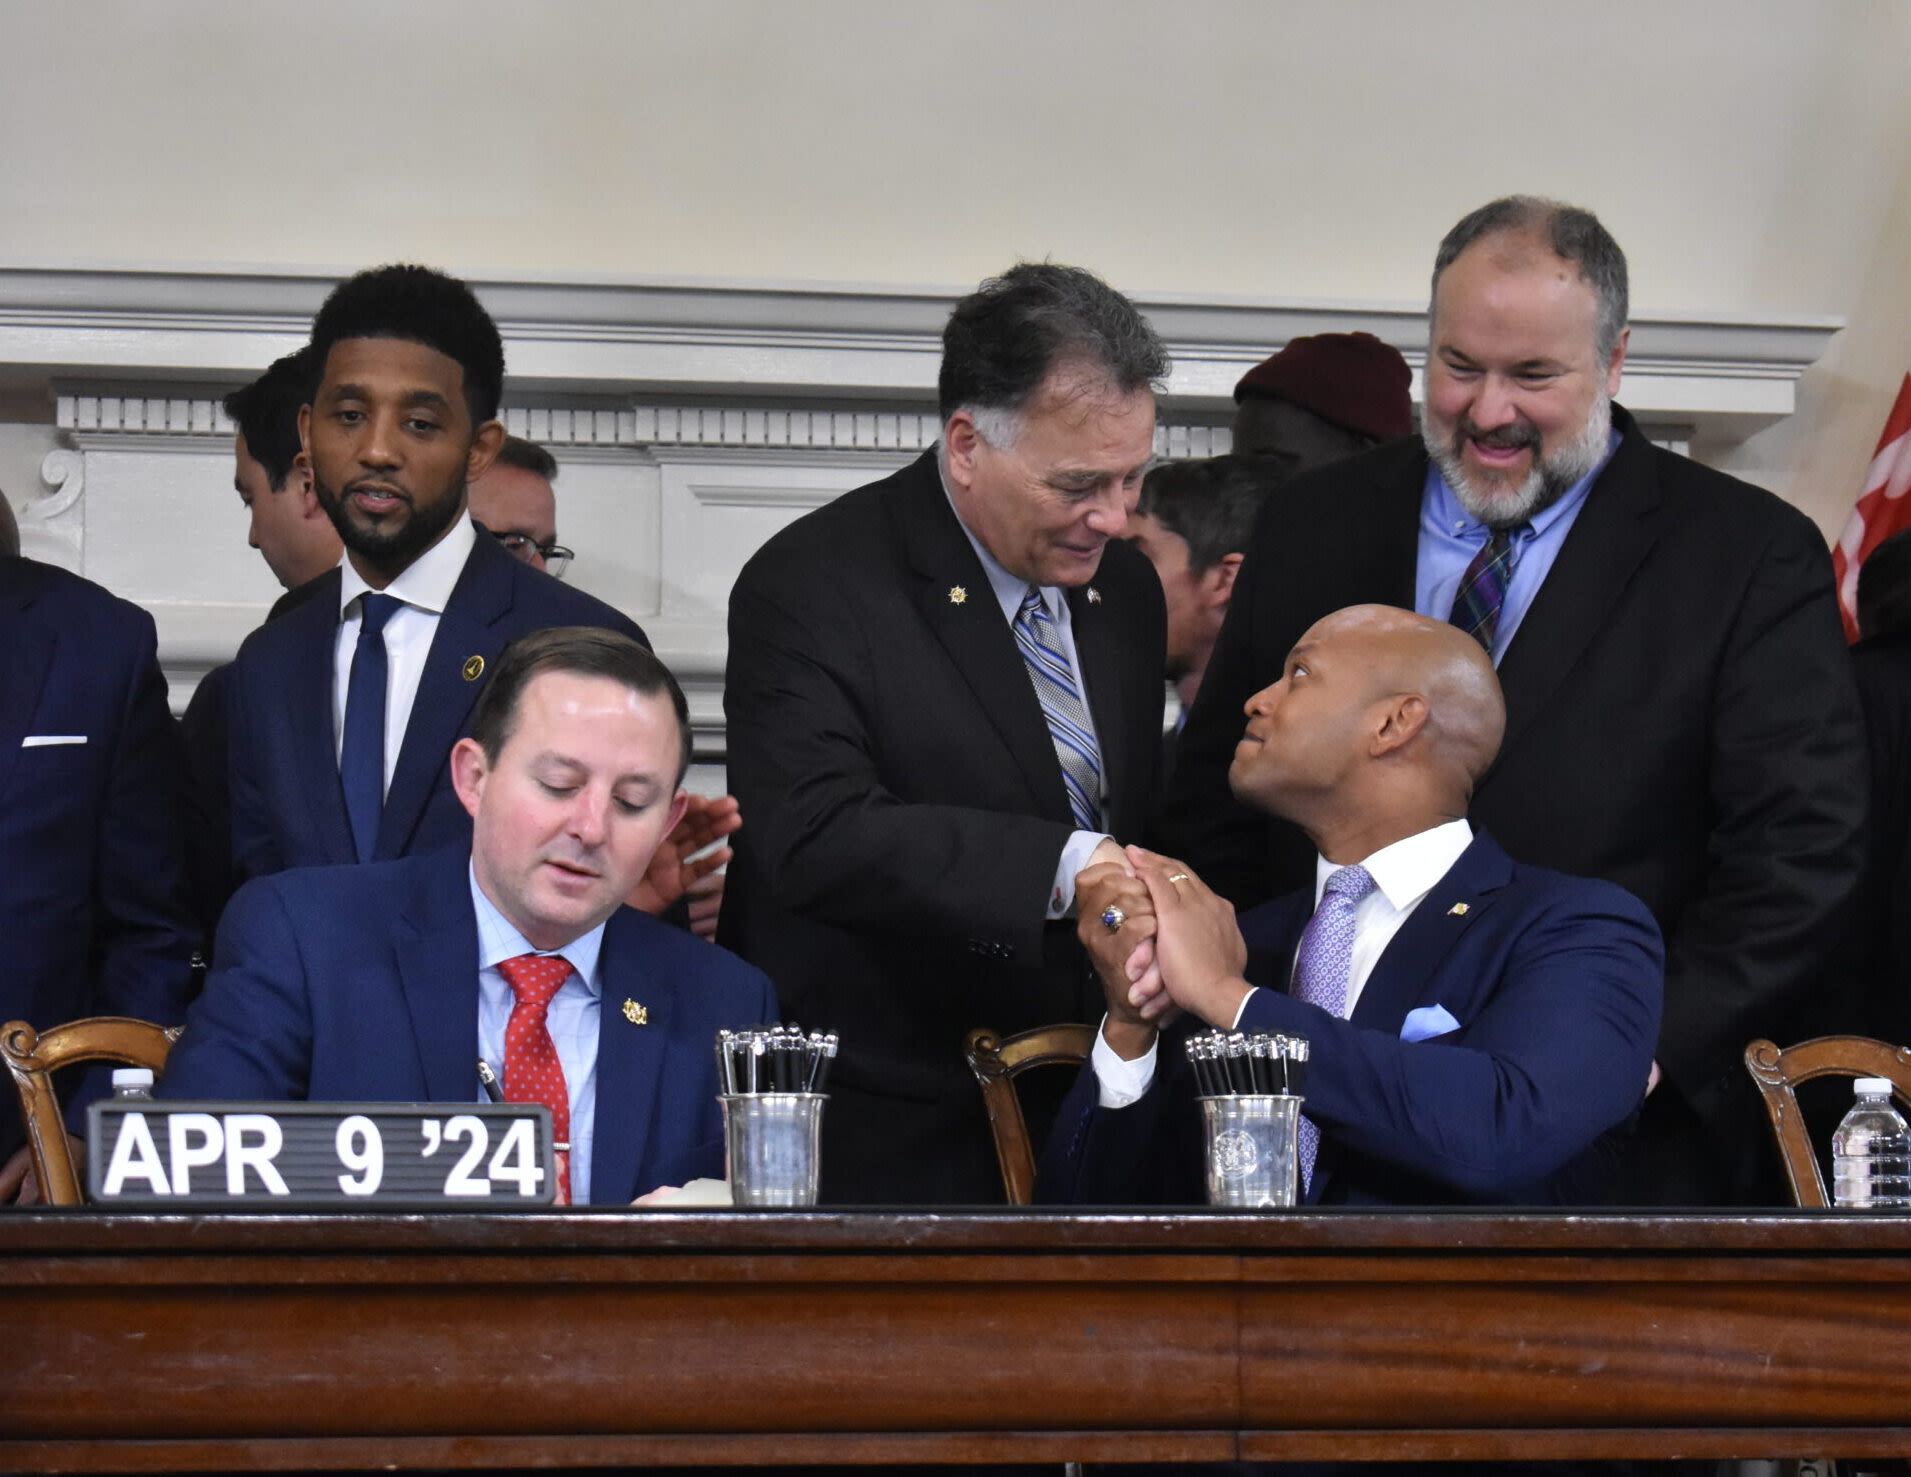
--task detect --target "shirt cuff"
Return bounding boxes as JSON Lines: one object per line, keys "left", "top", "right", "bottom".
{"left": 1092, "top": 1013, "right": 1157, "bottom": 1107}
{"left": 1049, "top": 830, "right": 1114, "bottom": 919}
{"left": 1229, "top": 986, "right": 1257, "bottom": 1030}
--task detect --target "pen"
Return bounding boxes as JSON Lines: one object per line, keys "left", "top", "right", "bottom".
{"left": 477, "top": 1058, "right": 503, "bottom": 1103}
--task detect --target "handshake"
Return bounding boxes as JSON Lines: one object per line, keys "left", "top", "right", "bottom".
{"left": 1073, "top": 841, "right": 1258, "bottom": 1060}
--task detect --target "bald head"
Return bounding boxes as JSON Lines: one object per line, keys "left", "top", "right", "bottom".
{"left": 1229, "top": 604, "right": 1504, "bottom": 847}
{"left": 1318, "top": 604, "right": 1504, "bottom": 787}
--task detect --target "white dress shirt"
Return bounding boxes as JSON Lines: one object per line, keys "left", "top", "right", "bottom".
{"left": 332, "top": 514, "right": 478, "bottom": 791}
{"left": 470, "top": 864, "right": 606, "bottom": 1205}
{"left": 1093, "top": 819, "right": 1476, "bottom": 1107}
{"left": 940, "top": 463, "right": 1111, "bottom": 919}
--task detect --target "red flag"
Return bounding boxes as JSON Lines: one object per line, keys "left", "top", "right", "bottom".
{"left": 1834, "top": 371, "right": 1911, "bottom": 642}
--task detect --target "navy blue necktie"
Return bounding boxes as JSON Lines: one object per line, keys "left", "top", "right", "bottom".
{"left": 340, "top": 592, "right": 401, "bottom": 862}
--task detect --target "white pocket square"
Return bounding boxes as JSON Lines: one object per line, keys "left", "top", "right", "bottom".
{"left": 22, "top": 735, "right": 87, "bottom": 748}
{"left": 1400, "top": 1004, "right": 1461, "bottom": 1042}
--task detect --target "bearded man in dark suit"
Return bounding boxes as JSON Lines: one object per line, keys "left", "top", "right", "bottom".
{"left": 722, "top": 263, "right": 1170, "bottom": 1203}
{"left": 1163, "top": 196, "right": 1866, "bottom": 1208}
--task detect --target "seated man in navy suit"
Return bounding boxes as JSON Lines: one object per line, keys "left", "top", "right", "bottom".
{"left": 1043, "top": 605, "right": 1662, "bottom": 1207}
{"left": 161, "top": 627, "right": 776, "bottom": 1206}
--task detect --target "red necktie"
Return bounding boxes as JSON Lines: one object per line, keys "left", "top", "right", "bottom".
{"left": 498, "top": 953, "right": 575, "bottom": 1205}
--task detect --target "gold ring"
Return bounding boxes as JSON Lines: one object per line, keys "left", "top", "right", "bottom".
{"left": 1166, "top": 872, "right": 1191, "bottom": 884}
{"left": 1100, "top": 905, "right": 1126, "bottom": 933}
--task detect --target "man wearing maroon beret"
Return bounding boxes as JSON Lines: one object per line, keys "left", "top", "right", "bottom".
{"left": 1232, "top": 330, "right": 1415, "bottom": 479}
{"left": 1163, "top": 195, "right": 1864, "bottom": 1210}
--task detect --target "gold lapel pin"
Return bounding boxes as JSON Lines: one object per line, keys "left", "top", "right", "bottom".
{"left": 1446, "top": 902, "right": 1470, "bottom": 917}
{"left": 1086, "top": 586, "right": 1102, "bottom": 604}
{"left": 948, "top": 585, "right": 968, "bottom": 605}
{"left": 622, "top": 998, "right": 648, "bottom": 1026}
{"left": 462, "top": 654, "right": 485, "bottom": 682}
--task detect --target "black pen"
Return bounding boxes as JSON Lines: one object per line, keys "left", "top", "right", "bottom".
{"left": 477, "top": 1058, "right": 503, "bottom": 1103}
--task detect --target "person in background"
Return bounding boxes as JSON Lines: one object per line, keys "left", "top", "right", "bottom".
{"left": 161, "top": 626, "right": 775, "bottom": 1206}
{"left": 468, "top": 434, "right": 572, "bottom": 578}
{"left": 1049, "top": 604, "right": 1660, "bottom": 1208}
{"left": 222, "top": 344, "right": 342, "bottom": 609}
{"left": 1230, "top": 330, "right": 1415, "bottom": 480}
{"left": 182, "top": 347, "right": 341, "bottom": 928}
{"left": 1128, "top": 454, "right": 1271, "bottom": 763}
{"left": 723, "top": 263, "right": 1169, "bottom": 1203}
{"left": 1163, "top": 195, "right": 1866, "bottom": 1208}
{"left": 0, "top": 554, "right": 199, "bottom": 1201}
{"left": 217, "top": 264, "right": 724, "bottom": 930}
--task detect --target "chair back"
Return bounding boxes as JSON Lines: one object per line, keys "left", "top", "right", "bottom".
{"left": 1744, "top": 1035, "right": 1911, "bottom": 1208}
{"left": 964, "top": 1023, "right": 1097, "bottom": 1205}
{"left": 2, "top": 1017, "right": 182, "bottom": 1206}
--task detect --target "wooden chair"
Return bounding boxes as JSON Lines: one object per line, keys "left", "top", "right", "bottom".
{"left": 2, "top": 1017, "right": 182, "bottom": 1206}
{"left": 1744, "top": 1035, "right": 1911, "bottom": 1209}
{"left": 964, "top": 1023, "right": 1096, "bottom": 1205}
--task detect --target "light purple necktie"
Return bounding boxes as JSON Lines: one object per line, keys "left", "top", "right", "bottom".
{"left": 1291, "top": 864, "right": 1378, "bottom": 1194}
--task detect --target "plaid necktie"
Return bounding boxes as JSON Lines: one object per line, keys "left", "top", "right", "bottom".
{"left": 339, "top": 592, "right": 401, "bottom": 862}
{"left": 1012, "top": 586, "right": 1103, "bottom": 830}
{"left": 498, "top": 953, "right": 575, "bottom": 1205}
{"left": 1291, "top": 864, "right": 1378, "bottom": 1195}
{"left": 1448, "top": 524, "right": 1528, "bottom": 652}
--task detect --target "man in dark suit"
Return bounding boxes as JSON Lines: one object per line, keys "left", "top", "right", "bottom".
{"left": 0, "top": 556, "right": 199, "bottom": 1191}
{"left": 1046, "top": 605, "right": 1662, "bottom": 1209}
{"left": 1162, "top": 196, "right": 1865, "bottom": 1207}
{"left": 221, "top": 264, "right": 652, "bottom": 890}
{"left": 162, "top": 628, "right": 775, "bottom": 1206}
{"left": 722, "top": 263, "right": 1169, "bottom": 1203}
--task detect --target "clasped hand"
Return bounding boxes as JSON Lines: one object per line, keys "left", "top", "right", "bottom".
{"left": 1074, "top": 846, "right": 1252, "bottom": 1044}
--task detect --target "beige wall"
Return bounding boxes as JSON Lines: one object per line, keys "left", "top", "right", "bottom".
{"left": 3, "top": 0, "right": 1909, "bottom": 534}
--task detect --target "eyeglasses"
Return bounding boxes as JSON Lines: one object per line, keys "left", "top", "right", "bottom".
{"left": 488, "top": 530, "right": 574, "bottom": 581}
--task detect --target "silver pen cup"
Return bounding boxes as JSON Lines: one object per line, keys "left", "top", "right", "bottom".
{"left": 1199, "top": 1094, "right": 1301, "bottom": 1208}
{"left": 721, "top": 1093, "right": 826, "bottom": 1207}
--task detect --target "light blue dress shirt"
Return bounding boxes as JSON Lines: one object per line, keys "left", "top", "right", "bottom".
{"left": 1414, "top": 430, "right": 1619, "bottom": 663}
{"left": 470, "top": 865, "right": 606, "bottom": 1204}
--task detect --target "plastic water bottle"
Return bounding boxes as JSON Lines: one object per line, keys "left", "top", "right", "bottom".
{"left": 110, "top": 1068, "right": 154, "bottom": 1101}
{"left": 1831, "top": 1078, "right": 1911, "bottom": 1209}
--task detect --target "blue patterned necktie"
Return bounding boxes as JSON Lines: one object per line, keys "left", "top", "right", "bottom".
{"left": 340, "top": 592, "right": 402, "bottom": 862}
{"left": 1012, "top": 586, "right": 1103, "bottom": 831}
{"left": 1448, "top": 523, "right": 1528, "bottom": 652}
{"left": 1291, "top": 863, "right": 1378, "bottom": 1194}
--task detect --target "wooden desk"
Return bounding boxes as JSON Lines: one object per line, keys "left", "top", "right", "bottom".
{"left": 4, "top": 1210, "right": 1910, "bottom": 1470}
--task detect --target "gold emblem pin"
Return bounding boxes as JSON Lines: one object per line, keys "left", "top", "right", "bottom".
{"left": 462, "top": 654, "right": 485, "bottom": 682}
{"left": 622, "top": 998, "right": 648, "bottom": 1026}
{"left": 1086, "top": 587, "right": 1102, "bottom": 604}
{"left": 1446, "top": 902, "right": 1470, "bottom": 917}
{"left": 948, "top": 585, "right": 968, "bottom": 605}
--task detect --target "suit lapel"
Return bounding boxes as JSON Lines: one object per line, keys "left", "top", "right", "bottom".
{"left": 393, "top": 855, "right": 482, "bottom": 1101}
{"left": 0, "top": 562, "right": 54, "bottom": 799}
{"left": 277, "top": 576, "right": 356, "bottom": 864}
{"left": 892, "top": 454, "right": 1074, "bottom": 821}
{"left": 1494, "top": 414, "right": 1664, "bottom": 756}
{"left": 378, "top": 538, "right": 511, "bottom": 858}
{"left": 590, "top": 910, "right": 674, "bottom": 1203}
{"left": 1348, "top": 834, "right": 1514, "bottom": 1033}
{"left": 1067, "top": 574, "right": 1134, "bottom": 828}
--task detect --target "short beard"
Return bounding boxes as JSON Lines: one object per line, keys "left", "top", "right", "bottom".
{"left": 316, "top": 473, "right": 466, "bottom": 576}
{"left": 1428, "top": 390, "right": 1611, "bottom": 529}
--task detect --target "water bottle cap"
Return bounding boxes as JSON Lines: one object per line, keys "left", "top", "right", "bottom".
{"left": 1855, "top": 1077, "right": 1896, "bottom": 1096}
{"left": 111, "top": 1068, "right": 154, "bottom": 1090}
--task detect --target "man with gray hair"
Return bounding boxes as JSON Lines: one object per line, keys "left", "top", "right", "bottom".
{"left": 722, "top": 262, "right": 1170, "bottom": 1203}
{"left": 1163, "top": 195, "right": 1866, "bottom": 1208}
